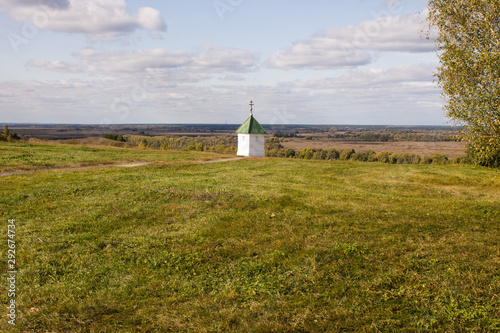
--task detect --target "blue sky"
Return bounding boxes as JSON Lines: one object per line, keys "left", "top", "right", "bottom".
{"left": 0, "top": 0, "right": 442, "bottom": 125}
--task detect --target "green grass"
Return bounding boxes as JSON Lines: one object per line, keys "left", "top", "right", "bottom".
{"left": 0, "top": 141, "right": 231, "bottom": 172}
{"left": 1, "top": 142, "right": 500, "bottom": 332}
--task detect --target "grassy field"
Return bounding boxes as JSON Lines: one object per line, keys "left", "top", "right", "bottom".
{"left": 0, "top": 141, "right": 232, "bottom": 173}
{"left": 1, "top": 142, "right": 500, "bottom": 332}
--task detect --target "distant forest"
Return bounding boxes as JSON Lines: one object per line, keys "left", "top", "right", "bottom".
{"left": 325, "top": 130, "right": 458, "bottom": 142}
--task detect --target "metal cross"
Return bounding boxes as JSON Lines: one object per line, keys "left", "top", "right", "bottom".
{"left": 249, "top": 100, "right": 254, "bottom": 115}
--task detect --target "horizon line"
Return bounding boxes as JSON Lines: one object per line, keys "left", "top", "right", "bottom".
{"left": 2, "top": 122, "right": 459, "bottom": 128}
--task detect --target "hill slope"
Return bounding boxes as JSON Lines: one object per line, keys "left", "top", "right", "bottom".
{"left": 1, "top": 143, "right": 499, "bottom": 332}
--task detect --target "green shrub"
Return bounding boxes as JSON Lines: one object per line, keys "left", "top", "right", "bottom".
{"left": 1, "top": 125, "right": 20, "bottom": 142}
{"left": 430, "top": 153, "right": 449, "bottom": 164}
{"left": 326, "top": 149, "right": 340, "bottom": 160}
{"left": 352, "top": 150, "right": 376, "bottom": 162}
{"left": 339, "top": 148, "right": 355, "bottom": 161}
{"left": 284, "top": 148, "right": 296, "bottom": 158}
{"left": 313, "top": 149, "right": 328, "bottom": 160}
{"left": 388, "top": 153, "right": 400, "bottom": 164}
{"left": 421, "top": 156, "right": 433, "bottom": 164}
{"left": 266, "top": 149, "right": 283, "bottom": 157}
{"left": 375, "top": 151, "right": 391, "bottom": 163}
{"left": 451, "top": 156, "right": 468, "bottom": 164}
{"left": 104, "top": 134, "right": 126, "bottom": 142}
{"left": 409, "top": 154, "right": 422, "bottom": 164}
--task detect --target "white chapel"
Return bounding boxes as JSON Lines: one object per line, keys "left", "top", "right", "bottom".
{"left": 235, "top": 101, "right": 267, "bottom": 157}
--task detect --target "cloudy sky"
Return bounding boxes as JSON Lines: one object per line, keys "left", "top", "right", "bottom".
{"left": 0, "top": 0, "right": 442, "bottom": 125}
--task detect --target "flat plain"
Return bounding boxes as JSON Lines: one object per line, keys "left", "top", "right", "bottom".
{"left": 1, "top": 141, "right": 499, "bottom": 332}
{"left": 281, "top": 138, "right": 466, "bottom": 159}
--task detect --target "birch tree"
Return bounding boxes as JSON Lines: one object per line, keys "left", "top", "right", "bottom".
{"left": 428, "top": 0, "right": 500, "bottom": 167}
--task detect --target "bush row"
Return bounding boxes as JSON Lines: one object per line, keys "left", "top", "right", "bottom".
{"left": 266, "top": 147, "right": 467, "bottom": 165}
{"left": 122, "top": 135, "right": 237, "bottom": 152}
{"left": 104, "top": 134, "right": 126, "bottom": 142}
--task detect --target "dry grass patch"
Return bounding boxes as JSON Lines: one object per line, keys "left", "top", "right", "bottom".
{"left": 282, "top": 138, "right": 466, "bottom": 158}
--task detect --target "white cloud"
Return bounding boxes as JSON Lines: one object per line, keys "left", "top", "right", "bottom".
{"left": 76, "top": 48, "right": 191, "bottom": 74}
{"left": 191, "top": 47, "right": 258, "bottom": 73}
{"left": 136, "top": 6, "right": 165, "bottom": 31}
{"left": 253, "top": 63, "right": 443, "bottom": 124}
{"left": 285, "top": 64, "right": 438, "bottom": 90}
{"left": 267, "top": 10, "right": 436, "bottom": 70}
{"left": 220, "top": 75, "right": 245, "bottom": 82}
{"left": 25, "top": 59, "right": 81, "bottom": 73}
{"left": 0, "top": 62, "right": 444, "bottom": 125}
{"left": 268, "top": 44, "right": 372, "bottom": 70}
{"left": 26, "top": 47, "right": 259, "bottom": 75}
{"left": 0, "top": 2, "right": 445, "bottom": 125}
{"left": 324, "top": 10, "right": 435, "bottom": 53}
{"left": 0, "top": 0, "right": 166, "bottom": 39}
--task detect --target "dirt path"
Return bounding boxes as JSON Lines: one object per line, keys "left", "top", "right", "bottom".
{"left": 196, "top": 157, "right": 247, "bottom": 164}
{"left": 0, "top": 157, "right": 247, "bottom": 177}
{"left": 0, "top": 161, "right": 154, "bottom": 177}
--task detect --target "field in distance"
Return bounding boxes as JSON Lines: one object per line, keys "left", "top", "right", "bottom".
{"left": 277, "top": 126, "right": 465, "bottom": 159}
{"left": 7, "top": 123, "right": 466, "bottom": 159}
{"left": 282, "top": 138, "right": 465, "bottom": 158}
{"left": 1, "top": 141, "right": 499, "bottom": 332}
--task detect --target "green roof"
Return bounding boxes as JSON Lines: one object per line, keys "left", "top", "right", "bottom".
{"left": 235, "top": 115, "right": 268, "bottom": 134}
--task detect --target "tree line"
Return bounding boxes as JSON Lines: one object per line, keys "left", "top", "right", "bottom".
{"left": 117, "top": 134, "right": 237, "bottom": 152}
{"left": 103, "top": 134, "right": 126, "bottom": 142}
{"left": 265, "top": 136, "right": 461, "bottom": 164}
{"left": 108, "top": 134, "right": 462, "bottom": 165}
{"left": 265, "top": 147, "right": 460, "bottom": 165}
{"left": 327, "top": 131, "right": 458, "bottom": 142}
